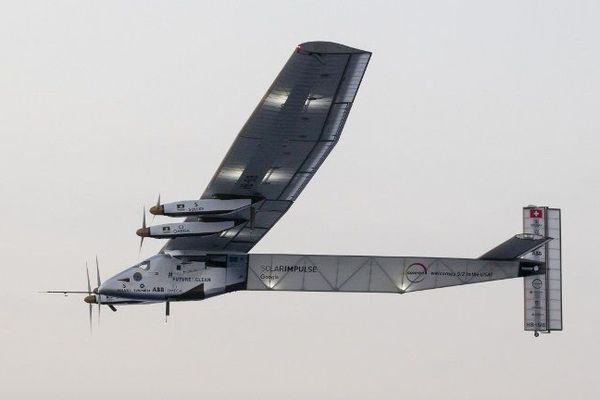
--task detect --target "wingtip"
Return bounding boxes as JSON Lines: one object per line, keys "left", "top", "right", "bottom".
{"left": 296, "top": 41, "right": 370, "bottom": 54}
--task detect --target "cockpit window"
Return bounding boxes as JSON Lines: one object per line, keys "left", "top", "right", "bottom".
{"left": 174, "top": 255, "right": 207, "bottom": 263}
{"left": 137, "top": 261, "right": 150, "bottom": 271}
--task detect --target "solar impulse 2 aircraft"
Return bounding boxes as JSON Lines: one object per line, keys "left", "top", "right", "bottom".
{"left": 48, "top": 42, "right": 563, "bottom": 337}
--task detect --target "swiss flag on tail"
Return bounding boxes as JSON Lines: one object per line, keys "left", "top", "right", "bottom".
{"left": 529, "top": 209, "right": 544, "bottom": 219}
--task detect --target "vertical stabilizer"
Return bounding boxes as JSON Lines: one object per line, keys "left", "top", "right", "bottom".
{"left": 523, "top": 206, "right": 563, "bottom": 335}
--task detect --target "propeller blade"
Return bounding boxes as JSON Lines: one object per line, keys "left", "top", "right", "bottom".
{"left": 86, "top": 262, "right": 93, "bottom": 333}
{"left": 95, "top": 256, "right": 101, "bottom": 326}
{"left": 151, "top": 194, "right": 161, "bottom": 224}
{"left": 139, "top": 207, "right": 147, "bottom": 254}
{"left": 88, "top": 303, "right": 93, "bottom": 334}
{"left": 86, "top": 263, "right": 91, "bottom": 295}
{"left": 95, "top": 256, "right": 101, "bottom": 287}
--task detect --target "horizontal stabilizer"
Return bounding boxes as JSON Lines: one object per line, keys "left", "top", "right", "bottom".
{"left": 480, "top": 234, "right": 551, "bottom": 261}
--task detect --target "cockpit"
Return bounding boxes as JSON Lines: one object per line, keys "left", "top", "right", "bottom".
{"left": 132, "top": 254, "right": 169, "bottom": 271}
{"left": 136, "top": 260, "right": 150, "bottom": 271}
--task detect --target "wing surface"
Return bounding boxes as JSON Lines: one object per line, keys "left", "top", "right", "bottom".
{"left": 163, "top": 41, "right": 371, "bottom": 254}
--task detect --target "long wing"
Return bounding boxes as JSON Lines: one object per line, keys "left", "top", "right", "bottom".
{"left": 163, "top": 41, "right": 371, "bottom": 255}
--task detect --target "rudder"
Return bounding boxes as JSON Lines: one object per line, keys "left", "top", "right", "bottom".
{"left": 522, "top": 206, "right": 563, "bottom": 335}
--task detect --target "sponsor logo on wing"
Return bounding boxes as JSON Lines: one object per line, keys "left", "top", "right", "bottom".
{"left": 173, "top": 224, "right": 190, "bottom": 234}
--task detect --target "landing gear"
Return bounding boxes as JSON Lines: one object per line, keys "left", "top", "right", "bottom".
{"left": 165, "top": 300, "right": 170, "bottom": 323}
{"left": 534, "top": 331, "right": 539, "bottom": 337}
{"left": 250, "top": 206, "right": 256, "bottom": 230}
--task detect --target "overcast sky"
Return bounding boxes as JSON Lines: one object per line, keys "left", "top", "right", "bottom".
{"left": 1, "top": 1, "right": 599, "bottom": 399}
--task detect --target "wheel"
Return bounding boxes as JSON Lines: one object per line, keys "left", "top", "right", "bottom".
{"left": 534, "top": 331, "right": 539, "bottom": 337}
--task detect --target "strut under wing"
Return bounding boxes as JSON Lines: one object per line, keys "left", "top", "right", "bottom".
{"left": 163, "top": 41, "right": 371, "bottom": 255}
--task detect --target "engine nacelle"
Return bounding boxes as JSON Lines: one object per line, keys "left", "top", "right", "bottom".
{"left": 136, "top": 220, "right": 235, "bottom": 239}
{"left": 150, "top": 199, "right": 251, "bottom": 217}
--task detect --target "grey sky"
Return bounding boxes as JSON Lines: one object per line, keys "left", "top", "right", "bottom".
{"left": 1, "top": 1, "right": 599, "bottom": 399}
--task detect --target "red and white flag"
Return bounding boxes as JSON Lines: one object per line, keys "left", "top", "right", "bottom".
{"left": 529, "top": 209, "right": 544, "bottom": 219}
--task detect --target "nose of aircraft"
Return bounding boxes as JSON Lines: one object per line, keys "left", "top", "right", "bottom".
{"left": 94, "top": 275, "right": 121, "bottom": 297}
{"left": 84, "top": 294, "right": 97, "bottom": 304}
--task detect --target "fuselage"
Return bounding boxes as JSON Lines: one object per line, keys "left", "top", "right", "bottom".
{"left": 97, "top": 253, "right": 247, "bottom": 303}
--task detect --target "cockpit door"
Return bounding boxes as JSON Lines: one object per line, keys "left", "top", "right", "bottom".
{"left": 170, "top": 261, "right": 185, "bottom": 295}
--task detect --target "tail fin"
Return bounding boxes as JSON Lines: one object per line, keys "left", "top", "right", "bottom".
{"left": 522, "top": 206, "right": 563, "bottom": 336}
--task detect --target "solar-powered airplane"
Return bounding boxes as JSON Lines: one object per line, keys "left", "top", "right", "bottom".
{"left": 48, "top": 42, "right": 563, "bottom": 337}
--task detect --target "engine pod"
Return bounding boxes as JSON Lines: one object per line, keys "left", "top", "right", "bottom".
{"left": 139, "top": 221, "right": 235, "bottom": 238}
{"left": 151, "top": 199, "right": 251, "bottom": 217}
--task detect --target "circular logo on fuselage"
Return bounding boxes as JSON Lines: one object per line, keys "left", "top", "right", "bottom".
{"left": 532, "top": 278, "right": 543, "bottom": 289}
{"left": 405, "top": 263, "right": 427, "bottom": 283}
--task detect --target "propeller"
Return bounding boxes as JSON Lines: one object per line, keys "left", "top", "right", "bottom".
{"left": 95, "top": 256, "right": 101, "bottom": 324}
{"left": 86, "top": 263, "right": 92, "bottom": 333}
{"left": 43, "top": 258, "right": 114, "bottom": 332}
{"left": 139, "top": 206, "right": 147, "bottom": 254}
{"left": 151, "top": 193, "right": 161, "bottom": 224}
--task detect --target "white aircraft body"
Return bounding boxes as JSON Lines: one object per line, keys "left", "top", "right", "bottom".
{"left": 48, "top": 42, "right": 563, "bottom": 336}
